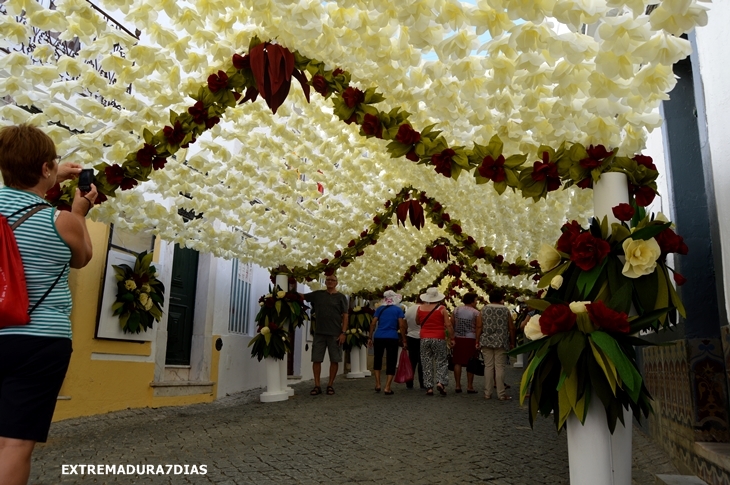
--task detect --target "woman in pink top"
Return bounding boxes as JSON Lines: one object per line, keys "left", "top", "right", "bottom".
{"left": 417, "top": 288, "right": 453, "bottom": 396}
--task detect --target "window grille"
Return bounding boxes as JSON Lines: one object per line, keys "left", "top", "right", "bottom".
{"left": 228, "top": 260, "right": 253, "bottom": 335}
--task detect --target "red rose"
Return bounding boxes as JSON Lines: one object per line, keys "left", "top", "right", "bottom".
{"left": 205, "top": 116, "right": 220, "bottom": 129}
{"left": 474, "top": 247, "right": 487, "bottom": 258}
{"left": 441, "top": 213, "right": 451, "bottom": 222}
{"left": 673, "top": 272, "right": 687, "bottom": 286}
{"left": 587, "top": 301, "right": 629, "bottom": 333}
{"left": 320, "top": 258, "right": 329, "bottom": 265}
{"left": 207, "top": 70, "right": 229, "bottom": 93}
{"left": 384, "top": 200, "right": 391, "bottom": 208}
{"left": 430, "top": 245, "right": 448, "bottom": 262}
{"left": 136, "top": 143, "right": 157, "bottom": 167}
{"left": 557, "top": 220, "right": 583, "bottom": 254}
{"left": 477, "top": 154, "right": 506, "bottom": 182}
{"left": 373, "top": 215, "right": 382, "bottom": 224}
{"left": 419, "top": 256, "right": 428, "bottom": 264}
{"left": 432, "top": 149, "right": 455, "bottom": 178}
{"left": 105, "top": 164, "right": 125, "bottom": 185}
{"left": 432, "top": 202, "right": 442, "bottom": 212}
{"left": 232, "top": 54, "right": 250, "bottom": 70}
{"left": 334, "top": 250, "right": 342, "bottom": 258}
{"left": 449, "top": 223, "right": 462, "bottom": 235}
{"left": 360, "top": 230, "right": 369, "bottom": 238}
{"left": 332, "top": 68, "right": 344, "bottom": 77}
{"left": 465, "top": 236, "right": 475, "bottom": 245}
{"left": 579, "top": 144, "right": 611, "bottom": 170}
{"left": 311, "top": 74, "right": 329, "bottom": 96}
{"left": 342, "top": 87, "right": 364, "bottom": 108}
{"left": 539, "top": 303, "right": 577, "bottom": 336}
{"left": 612, "top": 203, "right": 634, "bottom": 222}
{"left": 361, "top": 113, "right": 382, "bottom": 138}
{"left": 395, "top": 124, "right": 421, "bottom": 145}
{"left": 533, "top": 274, "right": 541, "bottom": 281}
{"left": 508, "top": 264, "right": 520, "bottom": 276}
{"left": 448, "top": 264, "right": 461, "bottom": 277}
{"left": 570, "top": 232, "right": 611, "bottom": 271}
{"left": 120, "top": 177, "right": 138, "bottom": 191}
{"left": 631, "top": 184, "right": 656, "bottom": 207}
{"left": 163, "top": 121, "right": 185, "bottom": 145}
{"left": 529, "top": 259, "right": 540, "bottom": 267}
{"left": 531, "top": 155, "right": 561, "bottom": 192}
{"left": 152, "top": 156, "right": 167, "bottom": 170}
{"left": 577, "top": 178, "right": 593, "bottom": 189}
{"left": 188, "top": 101, "right": 208, "bottom": 125}
{"left": 347, "top": 240, "right": 356, "bottom": 247}
{"left": 494, "top": 255, "right": 504, "bottom": 264}
{"left": 655, "top": 228, "right": 688, "bottom": 256}
{"left": 633, "top": 154, "right": 656, "bottom": 171}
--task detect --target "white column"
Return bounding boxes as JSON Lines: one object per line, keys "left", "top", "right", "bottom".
{"left": 260, "top": 357, "right": 288, "bottom": 402}
{"left": 279, "top": 356, "right": 294, "bottom": 397}
{"left": 347, "top": 346, "right": 365, "bottom": 378}
{"left": 360, "top": 340, "right": 371, "bottom": 376}
{"left": 513, "top": 353, "right": 525, "bottom": 368}
{"left": 567, "top": 172, "right": 631, "bottom": 484}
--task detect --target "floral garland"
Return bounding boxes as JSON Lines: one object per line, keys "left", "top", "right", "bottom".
{"left": 112, "top": 251, "right": 165, "bottom": 334}
{"left": 249, "top": 286, "right": 309, "bottom": 361}
{"left": 510, "top": 202, "right": 688, "bottom": 432}
{"left": 46, "top": 37, "right": 659, "bottom": 212}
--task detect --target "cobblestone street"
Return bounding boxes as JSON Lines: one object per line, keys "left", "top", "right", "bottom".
{"left": 30, "top": 366, "right": 677, "bottom": 485}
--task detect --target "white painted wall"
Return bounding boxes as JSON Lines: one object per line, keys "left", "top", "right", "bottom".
{"left": 694, "top": 2, "right": 730, "bottom": 322}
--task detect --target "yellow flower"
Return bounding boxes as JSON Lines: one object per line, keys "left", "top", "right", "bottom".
{"left": 125, "top": 279, "right": 137, "bottom": 291}
{"left": 138, "top": 293, "right": 149, "bottom": 306}
{"left": 569, "top": 301, "right": 591, "bottom": 314}
{"left": 141, "top": 284, "right": 151, "bottom": 293}
{"left": 550, "top": 275, "right": 564, "bottom": 290}
{"left": 353, "top": 306, "right": 362, "bottom": 312}
{"left": 143, "top": 298, "right": 153, "bottom": 311}
{"left": 622, "top": 237, "right": 661, "bottom": 278}
{"left": 260, "top": 327, "right": 271, "bottom": 335}
{"left": 524, "top": 315, "right": 545, "bottom": 341}
{"left": 277, "top": 291, "right": 286, "bottom": 298}
{"left": 538, "top": 243, "right": 562, "bottom": 272}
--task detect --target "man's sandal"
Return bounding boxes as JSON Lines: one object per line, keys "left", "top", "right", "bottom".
{"left": 326, "top": 386, "right": 335, "bottom": 395}
{"left": 310, "top": 386, "right": 322, "bottom": 396}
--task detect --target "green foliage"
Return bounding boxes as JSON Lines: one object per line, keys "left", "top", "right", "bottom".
{"left": 112, "top": 251, "right": 165, "bottom": 334}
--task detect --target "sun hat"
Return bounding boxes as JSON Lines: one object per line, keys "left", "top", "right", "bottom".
{"left": 382, "top": 290, "right": 402, "bottom": 306}
{"left": 420, "top": 287, "right": 445, "bottom": 303}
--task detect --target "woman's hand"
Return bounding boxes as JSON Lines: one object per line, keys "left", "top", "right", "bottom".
{"left": 72, "top": 184, "right": 98, "bottom": 216}
{"left": 367, "top": 338, "right": 373, "bottom": 348}
{"left": 57, "top": 162, "right": 83, "bottom": 182}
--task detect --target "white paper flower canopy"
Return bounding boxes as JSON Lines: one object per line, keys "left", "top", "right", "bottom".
{"left": 0, "top": 0, "right": 709, "bottom": 295}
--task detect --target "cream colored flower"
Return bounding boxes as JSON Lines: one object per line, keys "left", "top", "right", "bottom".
{"left": 550, "top": 275, "right": 564, "bottom": 290}
{"left": 622, "top": 237, "right": 662, "bottom": 278}
{"left": 143, "top": 298, "right": 153, "bottom": 311}
{"left": 569, "top": 301, "right": 591, "bottom": 314}
{"left": 138, "top": 293, "right": 149, "bottom": 306}
{"left": 524, "top": 315, "right": 545, "bottom": 341}
{"left": 260, "top": 327, "right": 270, "bottom": 335}
{"left": 353, "top": 306, "right": 362, "bottom": 312}
{"left": 141, "top": 284, "right": 151, "bottom": 293}
{"left": 538, "top": 243, "right": 562, "bottom": 272}
{"left": 277, "top": 291, "right": 286, "bottom": 299}
{"left": 124, "top": 280, "right": 137, "bottom": 291}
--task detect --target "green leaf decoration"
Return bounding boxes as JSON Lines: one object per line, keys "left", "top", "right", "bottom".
{"left": 630, "top": 222, "right": 671, "bottom": 241}
{"left": 576, "top": 258, "right": 608, "bottom": 298}
{"left": 590, "top": 332, "right": 642, "bottom": 403}
{"left": 607, "top": 282, "right": 633, "bottom": 314}
{"left": 557, "top": 331, "right": 586, "bottom": 376}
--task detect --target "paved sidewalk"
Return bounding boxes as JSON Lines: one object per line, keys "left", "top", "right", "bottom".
{"left": 30, "top": 366, "right": 676, "bottom": 484}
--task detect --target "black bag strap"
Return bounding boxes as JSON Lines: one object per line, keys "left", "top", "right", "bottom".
{"left": 417, "top": 304, "right": 441, "bottom": 326}
{"left": 7, "top": 202, "right": 66, "bottom": 316}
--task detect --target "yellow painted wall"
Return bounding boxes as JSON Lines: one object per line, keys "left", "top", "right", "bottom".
{"left": 53, "top": 222, "right": 218, "bottom": 421}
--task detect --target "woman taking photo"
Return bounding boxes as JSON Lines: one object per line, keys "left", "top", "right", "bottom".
{"left": 0, "top": 124, "right": 96, "bottom": 485}
{"left": 417, "top": 287, "right": 453, "bottom": 396}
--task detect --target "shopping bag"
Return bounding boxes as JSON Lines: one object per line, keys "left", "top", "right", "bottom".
{"left": 466, "top": 353, "right": 485, "bottom": 376}
{"left": 394, "top": 349, "right": 414, "bottom": 383}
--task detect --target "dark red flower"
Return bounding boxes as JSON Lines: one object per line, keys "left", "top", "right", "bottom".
{"left": 311, "top": 74, "right": 329, "bottom": 96}
{"left": 344, "top": 113, "right": 357, "bottom": 124}
{"left": 633, "top": 154, "right": 656, "bottom": 171}
{"left": 181, "top": 136, "right": 196, "bottom": 149}
{"left": 448, "top": 264, "right": 462, "bottom": 277}
{"left": 580, "top": 144, "right": 611, "bottom": 170}
{"left": 361, "top": 113, "right": 382, "bottom": 138}
{"left": 373, "top": 215, "right": 382, "bottom": 224}
{"left": 188, "top": 101, "right": 208, "bottom": 125}
{"left": 205, "top": 116, "right": 221, "bottom": 129}
{"left": 432, "top": 149, "right": 455, "bottom": 178}
{"left": 474, "top": 247, "right": 486, "bottom": 258}
{"left": 587, "top": 301, "right": 630, "bottom": 334}
{"left": 341, "top": 261, "right": 350, "bottom": 268}
{"left": 334, "top": 250, "right": 342, "bottom": 258}
{"left": 531, "top": 156, "right": 561, "bottom": 192}
{"left": 333, "top": 68, "right": 344, "bottom": 77}
{"left": 441, "top": 213, "right": 451, "bottom": 223}
{"left": 232, "top": 53, "right": 250, "bottom": 70}
{"left": 320, "top": 258, "right": 329, "bottom": 265}
{"left": 356, "top": 250, "right": 364, "bottom": 256}
{"left": 612, "top": 203, "right": 635, "bottom": 222}
{"left": 529, "top": 259, "right": 540, "bottom": 267}
{"left": 347, "top": 240, "right": 356, "bottom": 248}
{"left": 539, "top": 303, "right": 577, "bottom": 336}
{"left": 465, "top": 236, "right": 475, "bottom": 245}
{"left": 477, "top": 154, "right": 506, "bottom": 182}
{"left": 494, "top": 255, "right": 504, "bottom": 264}
{"left": 533, "top": 274, "right": 542, "bottom": 281}
{"left": 94, "top": 192, "right": 107, "bottom": 205}
{"left": 673, "top": 272, "right": 687, "bottom": 286}
{"left": 449, "top": 223, "right": 462, "bottom": 235}
{"left": 655, "top": 227, "right": 689, "bottom": 256}
{"left": 508, "top": 264, "right": 520, "bottom": 276}
{"left": 395, "top": 124, "right": 421, "bottom": 145}
{"left": 120, "top": 177, "right": 138, "bottom": 191}
{"left": 384, "top": 200, "right": 391, "bottom": 208}
{"left": 207, "top": 70, "right": 229, "bottom": 93}
{"left": 152, "top": 156, "right": 167, "bottom": 170}
{"left": 419, "top": 256, "right": 428, "bottom": 265}
{"left": 577, "top": 178, "right": 593, "bottom": 189}
{"left": 136, "top": 143, "right": 157, "bottom": 167}
{"left": 632, "top": 185, "right": 656, "bottom": 207}
{"left": 370, "top": 239, "right": 378, "bottom": 245}
{"left": 432, "top": 202, "right": 442, "bottom": 212}
{"left": 163, "top": 121, "right": 186, "bottom": 145}
{"left": 430, "top": 245, "right": 449, "bottom": 262}
{"left": 570, "top": 232, "right": 611, "bottom": 271}
{"left": 105, "top": 164, "right": 125, "bottom": 185}
{"left": 360, "top": 230, "right": 369, "bottom": 238}
{"left": 342, "top": 87, "right": 364, "bottom": 108}
{"left": 45, "top": 183, "right": 62, "bottom": 202}
{"left": 557, "top": 220, "right": 583, "bottom": 254}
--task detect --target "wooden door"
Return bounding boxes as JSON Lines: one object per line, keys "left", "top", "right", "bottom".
{"left": 165, "top": 245, "right": 199, "bottom": 365}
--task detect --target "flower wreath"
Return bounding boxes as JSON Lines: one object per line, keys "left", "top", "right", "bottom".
{"left": 112, "top": 251, "right": 165, "bottom": 334}
{"left": 249, "top": 286, "right": 309, "bottom": 361}
{"left": 510, "top": 202, "right": 688, "bottom": 432}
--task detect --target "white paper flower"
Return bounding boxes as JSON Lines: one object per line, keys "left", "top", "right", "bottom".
{"left": 550, "top": 275, "right": 564, "bottom": 290}
{"left": 538, "top": 244, "right": 562, "bottom": 272}
{"left": 622, "top": 237, "right": 662, "bottom": 278}
{"left": 524, "top": 314, "right": 545, "bottom": 341}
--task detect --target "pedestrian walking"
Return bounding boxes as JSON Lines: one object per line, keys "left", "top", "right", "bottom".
{"left": 480, "top": 289, "right": 514, "bottom": 400}
{"left": 417, "top": 288, "right": 453, "bottom": 396}
{"left": 368, "top": 290, "right": 406, "bottom": 395}
{"left": 451, "top": 293, "right": 482, "bottom": 394}
{"left": 403, "top": 302, "right": 424, "bottom": 389}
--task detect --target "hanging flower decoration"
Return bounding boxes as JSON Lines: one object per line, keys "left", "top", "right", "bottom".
{"left": 510, "top": 202, "right": 689, "bottom": 433}
{"left": 249, "top": 285, "right": 309, "bottom": 361}
{"left": 344, "top": 305, "right": 373, "bottom": 350}
{"left": 112, "top": 251, "right": 165, "bottom": 334}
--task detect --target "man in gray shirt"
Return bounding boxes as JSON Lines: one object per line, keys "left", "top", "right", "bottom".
{"left": 303, "top": 274, "right": 349, "bottom": 395}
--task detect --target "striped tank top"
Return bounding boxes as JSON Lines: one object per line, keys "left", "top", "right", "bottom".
{"left": 0, "top": 186, "right": 72, "bottom": 339}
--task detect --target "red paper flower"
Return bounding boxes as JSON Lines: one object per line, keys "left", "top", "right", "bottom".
{"left": 207, "top": 70, "right": 229, "bottom": 93}
{"left": 508, "top": 264, "right": 520, "bottom": 276}
{"left": 441, "top": 213, "right": 451, "bottom": 222}
{"left": 334, "top": 250, "right": 342, "bottom": 258}
{"left": 347, "top": 240, "right": 356, "bottom": 247}
{"left": 557, "top": 220, "right": 583, "bottom": 254}
{"left": 361, "top": 113, "right": 382, "bottom": 138}
{"left": 449, "top": 223, "right": 462, "bottom": 235}
{"left": 612, "top": 203, "right": 635, "bottom": 222}
{"left": 630, "top": 184, "right": 656, "bottom": 207}
{"left": 633, "top": 154, "right": 656, "bottom": 171}
{"left": 232, "top": 53, "right": 250, "bottom": 70}
{"left": 249, "top": 42, "right": 310, "bottom": 114}
{"left": 320, "top": 259, "right": 329, "bottom": 265}
{"left": 432, "top": 202, "right": 442, "bottom": 212}
{"left": 673, "top": 272, "right": 687, "bottom": 286}
{"left": 152, "top": 156, "right": 167, "bottom": 170}
{"left": 655, "top": 227, "right": 689, "bottom": 256}
{"left": 531, "top": 153, "right": 561, "bottom": 192}
{"left": 311, "top": 74, "right": 329, "bottom": 96}
{"left": 474, "top": 247, "right": 486, "bottom": 258}
{"left": 163, "top": 121, "right": 186, "bottom": 145}
{"left": 448, "top": 264, "right": 462, "bottom": 277}
{"left": 105, "top": 164, "right": 125, "bottom": 185}
{"left": 429, "top": 245, "right": 449, "bottom": 262}
{"left": 342, "top": 87, "right": 364, "bottom": 108}
{"left": 136, "top": 144, "right": 157, "bottom": 167}
{"left": 570, "top": 232, "right": 611, "bottom": 271}
{"left": 539, "top": 303, "right": 577, "bottom": 336}
{"left": 477, "top": 154, "right": 506, "bottom": 182}
{"left": 529, "top": 259, "right": 540, "bottom": 267}
{"left": 587, "top": 301, "right": 629, "bottom": 333}
{"left": 188, "top": 101, "right": 208, "bottom": 125}
{"left": 579, "top": 144, "right": 611, "bottom": 170}
{"left": 494, "top": 255, "right": 504, "bottom": 264}
{"left": 205, "top": 116, "right": 221, "bottom": 129}
{"left": 120, "top": 177, "right": 138, "bottom": 191}
{"left": 332, "top": 68, "right": 344, "bottom": 77}
{"left": 395, "top": 124, "right": 421, "bottom": 145}
{"left": 432, "top": 149, "right": 455, "bottom": 178}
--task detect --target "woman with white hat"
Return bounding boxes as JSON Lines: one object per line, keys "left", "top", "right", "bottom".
{"left": 368, "top": 290, "right": 406, "bottom": 395}
{"left": 417, "top": 288, "right": 453, "bottom": 396}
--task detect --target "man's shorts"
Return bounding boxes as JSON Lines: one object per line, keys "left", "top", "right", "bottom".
{"left": 311, "top": 334, "right": 342, "bottom": 363}
{"left": 0, "top": 334, "right": 72, "bottom": 443}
